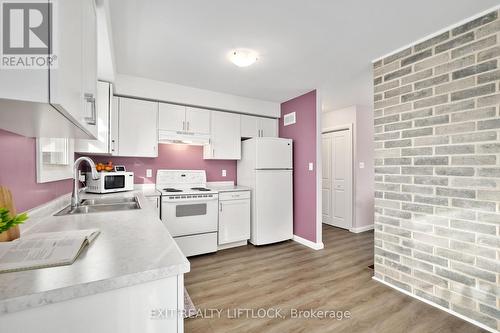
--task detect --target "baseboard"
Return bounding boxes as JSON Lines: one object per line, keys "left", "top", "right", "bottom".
{"left": 349, "top": 225, "right": 374, "bottom": 233}
{"left": 293, "top": 235, "right": 324, "bottom": 250}
{"left": 372, "top": 277, "right": 497, "bottom": 333}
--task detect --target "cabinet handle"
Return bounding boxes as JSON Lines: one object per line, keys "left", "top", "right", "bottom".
{"left": 84, "top": 93, "right": 96, "bottom": 125}
{"left": 187, "top": 121, "right": 190, "bottom": 132}
{"left": 220, "top": 202, "right": 222, "bottom": 212}
{"left": 182, "top": 121, "right": 186, "bottom": 131}
{"left": 111, "top": 139, "right": 115, "bottom": 152}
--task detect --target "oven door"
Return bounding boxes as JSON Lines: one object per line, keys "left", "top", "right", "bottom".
{"left": 161, "top": 196, "right": 218, "bottom": 237}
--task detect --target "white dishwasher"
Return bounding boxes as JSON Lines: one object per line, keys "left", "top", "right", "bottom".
{"left": 218, "top": 191, "right": 251, "bottom": 248}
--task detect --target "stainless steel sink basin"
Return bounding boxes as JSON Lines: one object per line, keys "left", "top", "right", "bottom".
{"left": 54, "top": 197, "right": 141, "bottom": 216}
{"left": 80, "top": 197, "right": 138, "bottom": 206}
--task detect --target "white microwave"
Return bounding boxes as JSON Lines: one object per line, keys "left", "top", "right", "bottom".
{"left": 86, "top": 172, "right": 134, "bottom": 193}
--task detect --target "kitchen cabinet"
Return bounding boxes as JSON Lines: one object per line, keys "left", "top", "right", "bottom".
{"left": 218, "top": 191, "right": 251, "bottom": 246}
{"left": 159, "top": 103, "right": 210, "bottom": 134}
{"left": 75, "top": 82, "right": 114, "bottom": 154}
{"left": 0, "top": 275, "right": 184, "bottom": 333}
{"left": 185, "top": 107, "right": 211, "bottom": 134}
{"left": 116, "top": 97, "right": 158, "bottom": 157}
{"left": 146, "top": 196, "right": 161, "bottom": 218}
{"left": 158, "top": 103, "right": 185, "bottom": 132}
{"left": 241, "top": 115, "right": 278, "bottom": 138}
{"left": 0, "top": 0, "right": 98, "bottom": 139}
{"left": 204, "top": 111, "right": 241, "bottom": 160}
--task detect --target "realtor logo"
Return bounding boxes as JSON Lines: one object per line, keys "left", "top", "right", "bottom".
{"left": 1, "top": 0, "right": 57, "bottom": 69}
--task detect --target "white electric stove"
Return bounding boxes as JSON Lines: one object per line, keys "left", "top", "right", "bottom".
{"left": 156, "top": 170, "right": 218, "bottom": 257}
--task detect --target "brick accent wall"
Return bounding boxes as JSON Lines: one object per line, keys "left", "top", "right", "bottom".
{"left": 373, "top": 10, "right": 500, "bottom": 331}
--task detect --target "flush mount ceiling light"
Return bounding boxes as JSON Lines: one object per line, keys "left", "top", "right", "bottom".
{"left": 228, "top": 48, "right": 259, "bottom": 67}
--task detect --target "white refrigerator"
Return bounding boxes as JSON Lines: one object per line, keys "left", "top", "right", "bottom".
{"left": 237, "top": 137, "right": 293, "bottom": 245}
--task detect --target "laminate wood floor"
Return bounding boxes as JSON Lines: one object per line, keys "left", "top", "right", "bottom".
{"left": 185, "top": 224, "right": 485, "bottom": 333}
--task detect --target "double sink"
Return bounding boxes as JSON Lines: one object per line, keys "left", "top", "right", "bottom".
{"left": 55, "top": 196, "right": 141, "bottom": 216}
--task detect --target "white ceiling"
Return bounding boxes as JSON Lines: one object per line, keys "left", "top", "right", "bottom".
{"left": 109, "top": 0, "right": 499, "bottom": 111}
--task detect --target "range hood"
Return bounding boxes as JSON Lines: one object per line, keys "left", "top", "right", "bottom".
{"left": 158, "top": 130, "right": 210, "bottom": 146}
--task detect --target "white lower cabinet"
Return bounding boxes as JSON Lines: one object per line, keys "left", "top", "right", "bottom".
{"left": 204, "top": 111, "right": 241, "bottom": 160}
{"left": 146, "top": 196, "right": 161, "bottom": 218}
{"left": 0, "top": 275, "right": 184, "bottom": 333}
{"left": 218, "top": 191, "right": 251, "bottom": 246}
{"left": 116, "top": 97, "right": 159, "bottom": 157}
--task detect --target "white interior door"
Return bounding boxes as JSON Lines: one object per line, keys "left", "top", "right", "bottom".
{"left": 323, "top": 129, "right": 352, "bottom": 229}
{"left": 321, "top": 136, "right": 332, "bottom": 224}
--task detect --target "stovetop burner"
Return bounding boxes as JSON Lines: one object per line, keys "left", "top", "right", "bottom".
{"left": 191, "top": 187, "right": 211, "bottom": 192}
{"left": 163, "top": 188, "right": 183, "bottom": 193}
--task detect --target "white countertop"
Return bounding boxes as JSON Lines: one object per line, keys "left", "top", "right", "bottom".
{"left": 0, "top": 190, "right": 189, "bottom": 315}
{"left": 208, "top": 184, "right": 252, "bottom": 193}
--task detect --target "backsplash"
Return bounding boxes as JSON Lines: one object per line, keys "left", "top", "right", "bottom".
{"left": 0, "top": 128, "right": 237, "bottom": 212}
{"left": 86, "top": 143, "right": 236, "bottom": 184}
{"left": 0, "top": 129, "right": 72, "bottom": 212}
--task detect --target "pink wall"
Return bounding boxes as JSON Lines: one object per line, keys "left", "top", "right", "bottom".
{"left": 88, "top": 144, "right": 236, "bottom": 184}
{"left": 0, "top": 128, "right": 236, "bottom": 213}
{"left": 279, "top": 90, "right": 317, "bottom": 243}
{"left": 0, "top": 129, "right": 72, "bottom": 213}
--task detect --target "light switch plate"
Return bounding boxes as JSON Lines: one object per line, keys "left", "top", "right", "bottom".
{"left": 146, "top": 169, "right": 152, "bottom": 178}
{"left": 308, "top": 163, "right": 314, "bottom": 171}
{"left": 222, "top": 170, "right": 227, "bottom": 177}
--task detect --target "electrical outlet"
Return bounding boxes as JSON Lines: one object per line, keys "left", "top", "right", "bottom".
{"left": 146, "top": 169, "right": 153, "bottom": 178}
{"left": 308, "top": 163, "right": 314, "bottom": 171}
{"left": 78, "top": 170, "right": 86, "bottom": 182}
{"left": 222, "top": 169, "right": 227, "bottom": 177}
{"left": 359, "top": 162, "right": 365, "bottom": 169}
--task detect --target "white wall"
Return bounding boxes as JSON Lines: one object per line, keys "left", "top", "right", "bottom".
{"left": 322, "top": 105, "right": 374, "bottom": 229}
{"left": 114, "top": 74, "right": 280, "bottom": 118}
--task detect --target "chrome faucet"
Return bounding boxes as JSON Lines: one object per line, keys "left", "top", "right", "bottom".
{"left": 71, "top": 156, "right": 99, "bottom": 208}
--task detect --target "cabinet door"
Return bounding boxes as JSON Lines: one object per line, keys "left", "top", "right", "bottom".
{"left": 118, "top": 98, "right": 158, "bottom": 157}
{"left": 109, "top": 96, "right": 119, "bottom": 155}
{"left": 241, "top": 115, "right": 259, "bottom": 138}
{"left": 146, "top": 197, "right": 161, "bottom": 218}
{"left": 259, "top": 118, "right": 278, "bottom": 137}
{"left": 82, "top": 0, "right": 98, "bottom": 137}
{"left": 75, "top": 81, "right": 111, "bottom": 154}
{"left": 218, "top": 199, "right": 251, "bottom": 245}
{"left": 49, "top": 0, "right": 97, "bottom": 139}
{"left": 159, "top": 103, "right": 185, "bottom": 132}
{"left": 185, "top": 107, "right": 210, "bottom": 134}
{"left": 206, "top": 112, "right": 241, "bottom": 160}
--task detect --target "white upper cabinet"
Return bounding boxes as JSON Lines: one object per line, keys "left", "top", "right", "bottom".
{"left": 185, "top": 107, "right": 211, "bottom": 134}
{"left": 260, "top": 117, "right": 278, "bottom": 137}
{"left": 49, "top": 0, "right": 98, "bottom": 138}
{"left": 0, "top": 0, "right": 98, "bottom": 139}
{"left": 117, "top": 97, "right": 158, "bottom": 157}
{"left": 159, "top": 103, "right": 185, "bottom": 132}
{"left": 159, "top": 103, "right": 211, "bottom": 135}
{"left": 241, "top": 115, "right": 259, "bottom": 138}
{"left": 204, "top": 112, "right": 241, "bottom": 160}
{"left": 75, "top": 81, "right": 113, "bottom": 154}
{"left": 241, "top": 115, "right": 278, "bottom": 138}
